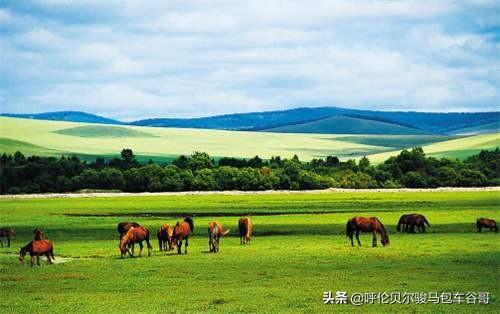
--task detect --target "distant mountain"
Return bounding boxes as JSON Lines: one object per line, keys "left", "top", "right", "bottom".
{"left": 131, "top": 106, "right": 499, "bottom": 134}
{"left": 2, "top": 107, "right": 499, "bottom": 135}
{"left": 0, "top": 111, "right": 123, "bottom": 125}
{"left": 265, "top": 115, "right": 429, "bottom": 135}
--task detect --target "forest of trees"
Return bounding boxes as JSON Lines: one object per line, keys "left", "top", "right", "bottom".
{"left": 0, "top": 147, "right": 498, "bottom": 194}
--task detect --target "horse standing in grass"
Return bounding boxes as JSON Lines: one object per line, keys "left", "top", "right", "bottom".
{"left": 477, "top": 218, "right": 498, "bottom": 233}
{"left": 117, "top": 222, "right": 140, "bottom": 240}
{"left": 346, "top": 217, "right": 389, "bottom": 247}
{"left": 208, "top": 221, "right": 230, "bottom": 253}
{"left": 157, "top": 224, "right": 175, "bottom": 251}
{"left": 0, "top": 227, "right": 15, "bottom": 247}
{"left": 19, "top": 240, "right": 54, "bottom": 267}
{"left": 238, "top": 216, "right": 252, "bottom": 245}
{"left": 119, "top": 226, "right": 152, "bottom": 258}
{"left": 397, "top": 214, "right": 430, "bottom": 233}
{"left": 172, "top": 217, "right": 194, "bottom": 254}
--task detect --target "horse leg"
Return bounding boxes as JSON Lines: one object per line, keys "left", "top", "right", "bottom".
{"left": 355, "top": 231, "right": 361, "bottom": 246}
{"left": 177, "top": 239, "right": 182, "bottom": 254}
{"left": 185, "top": 236, "right": 189, "bottom": 254}
{"left": 30, "top": 255, "right": 34, "bottom": 267}
{"left": 349, "top": 234, "right": 354, "bottom": 247}
{"left": 0, "top": 238, "right": 3, "bottom": 247}
{"left": 45, "top": 253, "right": 52, "bottom": 264}
{"left": 146, "top": 239, "right": 152, "bottom": 257}
{"left": 158, "top": 238, "right": 162, "bottom": 251}
{"left": 372, "top": 231, "right": 377, "bottom": 247}
{"left": 478, "top": 225, "right": 482, "bottom": 233}
{"left": 7, "top": 236, "right": 10, "bottom": 247}
{"left": 36, "top": 254, "right": 41, "bottom": 266}
{"left": 138, "top": 242, "right": 143, "bottom": 257}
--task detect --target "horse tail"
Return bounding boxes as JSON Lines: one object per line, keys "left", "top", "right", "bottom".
{"left": 396, "top": 216, "right": 403, "bottom": 232}
{"left": 222, "top": 229, "right": 230, "bottom": 236}
{"left": 184, "top": 217, "right": 194, "bottom": 232}
{"left": 377, "top": 218, "right": 389, "bottom": 245}
{"left": 346, "top": 219, "right": 353, "bottom": 238}
{"left": 423, "top": 216, "right": 431, "bottom": 227}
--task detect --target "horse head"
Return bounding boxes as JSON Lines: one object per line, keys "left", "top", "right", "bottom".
{"left": 19, "top": 246, "right": 28, "bottom": 262}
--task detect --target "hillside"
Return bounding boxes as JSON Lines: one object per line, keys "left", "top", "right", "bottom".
{"left": 450, "top": 122, "right": 500, "bottom": 135}
{"left": 1, "top": 116, "right": 496, "bottom": 163}
{"left": 367, "top": 133, "right": 500, "bottom": 162}
{"left": 0, "top": 111, "right": 123, "bottom": 125}
{"left": 264, "top": 115, "right": 428, "bottom": 135}
{"left": 3, "top": 107, "right": 498, "bottom": 135}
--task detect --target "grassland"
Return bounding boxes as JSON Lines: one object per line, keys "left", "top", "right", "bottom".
{"left": 266, "top": 115, "right": 427, "bottom": 135}
{"left": 367, "top": 133, "right": 500, "bottom": 163}
{"left": 2, "top": 116, "right": 498, "bottom": 162}
{"left": 0, "top": 190, "right": 499, "bottom": 313}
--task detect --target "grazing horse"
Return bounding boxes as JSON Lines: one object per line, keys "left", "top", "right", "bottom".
{"left": 0, "top": 227, "right": 15, "bottom": 247}
{"left": 238, "top": 216, "right": 252, "bottom": 245}
{"left": 346, "top": 216, "right": 389, "bottom": 247}
{"left": 172, "top": 217, "right": 194, "bottom": 254}
{"left": 19, "top": 240, "right": 54, "bottom": 267}
{"left": 397, "top": 214, "right": 430, "bottom": 233}
{"left": 477, "top": 218, "right": 498, "bottom": 233}
{"left": 119, "top": 226, "right": 152, "bottom": 258}
{"left": 117, "top": 222, "right": 140, "bottom": 240}
{"left": 33, "top": 228, "right": 44, "bottom": 240}
{"left": 157, "top": 224, "right": 175, "bottom": 251}
{"left": 208, "top": 221, "right": 230, "bottom": 253}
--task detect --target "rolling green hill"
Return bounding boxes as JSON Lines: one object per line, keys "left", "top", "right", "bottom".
{"left": 1, "top": 116, "right": 497, "bottom": 163}
{"left": 265, "top": 115, "right": 428, "bottom": 135}
{"left": 367, "top": 133, "right": 500, "bottom": 162}
{"left": 450, "top": 121, "right": 500, "bottom": 135}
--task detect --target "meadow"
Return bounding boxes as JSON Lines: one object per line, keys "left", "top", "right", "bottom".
{"left": 2, "top": 116, "right": 498, "bottom": 162}
{"left": 0, "top": 190, "right": 499, "bottom": 313}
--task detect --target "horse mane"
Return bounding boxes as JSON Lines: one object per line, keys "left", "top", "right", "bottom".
{"left": 376, "top": 218, "right": 389, "bottom": 245}
{"left": 184, "top": 217, "right": 194, "bottom": 232}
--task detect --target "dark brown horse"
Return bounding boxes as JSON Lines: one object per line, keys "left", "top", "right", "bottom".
{"left": 397, "top": 214, "right": 430, "bottom": 233}
{"left": 19, "top": 240, "right": 54, "bottom": 267}
{"left": 119, "top": 226, "right": 152, "bottom": 258}
{"left": 346, "top": 216, "right": 389, "bottom": 247}
{"left": 208, "top": 221, "right": 230, "bottom": 253}
{"left": 157, "top": 224, "right": 175, "bottom": 251}
{"left": 172, "top": 217, "right": 194, "bottom": 254}
{"left": 477, "top": 218, "right": 498, "bottom": 233}
{"left": 0, "top": 227, "right": 15, "bottom": 247}
{"left": 117, "top": 222, "right": 140, "bottom": 240}
{"left": 33, "top": 228, "right": 44, "bottom": 240}
{"left": 238, "top": 216, "right": 252, "bottom": 245}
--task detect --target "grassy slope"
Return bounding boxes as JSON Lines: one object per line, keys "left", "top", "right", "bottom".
{"left": 265, "top": 115, "right": 428, "bottom": 135}
{"left": 0, "top": 116, "right": 389, "bottom": 160}
{"left": 367, "top": 133, "right": 500, "bottom": 162}
{"left": 54, "top": 125, "right": 158, "bottom": 138}
{"left": 333, "top": 134, "right": 459, "bottom": 149}
{"left": 0, "top": 191, "right": 498, "bottom": 313}
{"left": 451, "top": 122, "right": 500, "bottom": 135}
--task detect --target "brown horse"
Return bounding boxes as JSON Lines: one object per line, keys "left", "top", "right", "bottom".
{"left": 477, "top": 218, "right": 498, "bottom": 233}
{"left": 346, "top": 216, "right": 389, "bottom": 247}
{"left": 119, "top": 226, "right": 152, "bottom": 258}
{"left": 397, "top": 214, "right": 430, "bottom": 233}
{"left": 33, "top": 228, "right": 44, "bottom": 240}
{"left": 157, "top": 224, "right": 175, "bottom": 251}
{"left": 19, "top": 240, "right": 54, "bottom": 267}
{"left": 238, "top": 216, "right": 252, "bottom": 245}
{"left": 0, "top": 227, "right": 15, "bottom": 247}
{"left": 117, "top": 222, "right": 140, "bottom": 240}
{"left": 208, "top": 221, "right": 230, "bottom": 253}
{"left": 172, "top": 217, "right": 194, "bottom": 254}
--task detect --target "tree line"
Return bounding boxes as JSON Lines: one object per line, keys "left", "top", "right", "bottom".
{"left": 0, "top": 147, "right": 498, "bottom": 194}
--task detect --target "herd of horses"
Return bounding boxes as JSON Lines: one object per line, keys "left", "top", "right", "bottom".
{"left": 0, "top": 215, "right": 497, "bottom": 266}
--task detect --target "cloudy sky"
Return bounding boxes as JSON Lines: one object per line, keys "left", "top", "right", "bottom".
{"left": 0, "top": 0, "right": 498, "bottom": 120}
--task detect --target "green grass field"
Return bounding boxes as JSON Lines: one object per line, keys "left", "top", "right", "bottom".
{"left": 2, "top": 116, "right": 498, "bottom": 162}
{"left": 0, "top": 190, "right": 498, "bottom": 313}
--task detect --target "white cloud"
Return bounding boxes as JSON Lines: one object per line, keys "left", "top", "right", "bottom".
{"left": 0, "top": 0, "right": 498, "bottom": 118}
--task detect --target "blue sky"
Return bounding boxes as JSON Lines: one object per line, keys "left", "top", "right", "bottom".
{"left": 0, "top": 0, "right": 498, "bottom": 120}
